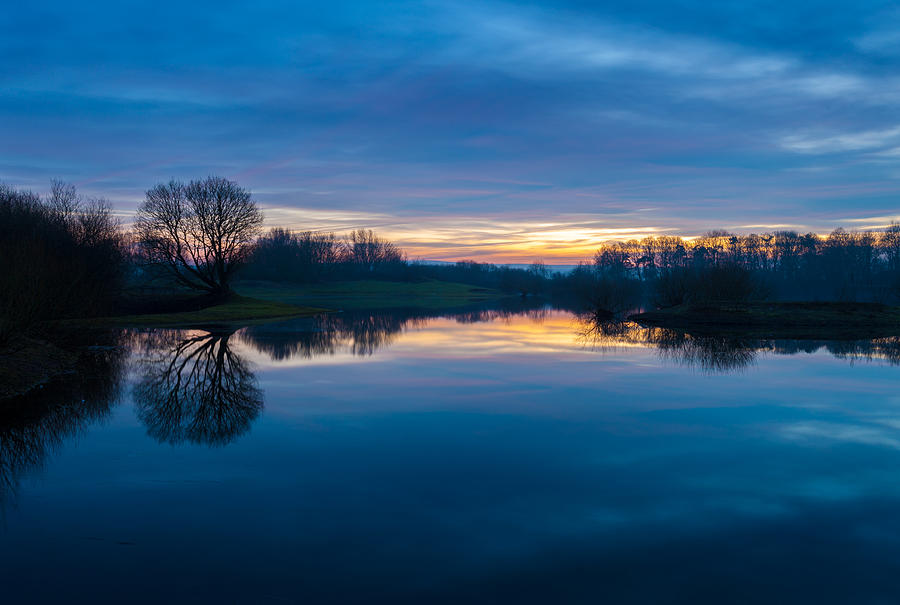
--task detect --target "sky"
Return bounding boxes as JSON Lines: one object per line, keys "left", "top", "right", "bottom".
{"left": 2, "top": 0, "right": 900, "bottom": 262}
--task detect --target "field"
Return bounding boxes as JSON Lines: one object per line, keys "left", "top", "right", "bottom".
{"left": 96, "top": 295, "right": 323, "bottom": 328}
{"left": 234, "top": 279, "right": 502, "bottom": 310}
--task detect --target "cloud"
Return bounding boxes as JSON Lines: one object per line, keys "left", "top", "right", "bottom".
{"left": 780, "top": 126, "right": 900, "bottom": 154}
{"left": 433, "top": 3, "right": 793, "bottom": 81}
{"left": 3, "top": 0, "right": 900, "bottom": 260}
{"left": 855, "top": 9, "right": 900, "bottom": 56}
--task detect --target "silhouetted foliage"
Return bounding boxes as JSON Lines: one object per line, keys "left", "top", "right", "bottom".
{"left": 589, "top": 228, "right": 900, "bottom": 307}
{"left": 245, "top": 228, "right": 343, "bottom": 283}
{"left": 243, "top": 228, "right": 557, "bottom": 295}
{"left": 242, "top": 223, "right": 900, "bottom": 312}
{"left": 347, "top": 228, "right": 404, "bottom": 273}
{"left": 654, "top": 264, "right": 766, "bottom": 307}
{"left": 132, "top": 330, "right": 263, "bottom": 446}
{"left": 134, "top": 177, "right": 264, "bottom": 299}
{"left": 558, "top": 262, "right": 643, "bottom": 314}
{"left": 0, "top": 182, "right": 126, "bottom": 341}
{"left": 244, "top": 227, "right": 406, "bottom": 282}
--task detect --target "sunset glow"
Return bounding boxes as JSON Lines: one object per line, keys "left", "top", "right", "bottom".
{"left": 5, "top": 1, "right": 900, "bottom": 263}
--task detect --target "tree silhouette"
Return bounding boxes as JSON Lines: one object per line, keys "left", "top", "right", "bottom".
{"left": 134, "top": 176, "right": 263, "bottom": 299}
{"left": 133, "top": 330, "right": 263, "bottom": 446}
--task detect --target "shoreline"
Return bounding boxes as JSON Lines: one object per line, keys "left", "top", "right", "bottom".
{"left": 0, "top": 337, "right": 79, "bottom": 401}
{"left": 629, "top": 301, "right": 900, "bottom": 339}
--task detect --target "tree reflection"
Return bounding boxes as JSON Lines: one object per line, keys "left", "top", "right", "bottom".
{"left": 578, "top": 317, "right": 758, "bottom": 372}
{"left": 133, "top": 330, "right": 263, "bottom": 447}
{"left": 577, "top": 314, "right": 900, "bottom": 373}
{"left": 826, "top": 337, "right": 900, "bottom": 365}
{"left": 239, "top": 313, "right": 413, "bottom": 360}
{"left": 0, "top": 338, "right": 125, "bottom": 503}
{"left": 240, "top": 298, "right": 555, "bottom": 361}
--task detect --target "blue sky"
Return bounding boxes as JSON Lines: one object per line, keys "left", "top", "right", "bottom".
{"left": 2, "top": 0, "right": 900, "bottom": 261}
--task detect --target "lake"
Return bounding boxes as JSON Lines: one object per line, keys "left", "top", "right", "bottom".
{"left": 2, "top": 307, "right": 900, "bottom": 603}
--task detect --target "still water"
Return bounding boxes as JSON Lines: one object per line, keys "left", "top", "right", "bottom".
{"left": 2, "top": 307, "right": 900, "bottom": 603}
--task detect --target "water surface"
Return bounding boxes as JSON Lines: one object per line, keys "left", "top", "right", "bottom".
{"left": 2, "top": 308, "right": 900, "bottom": 603}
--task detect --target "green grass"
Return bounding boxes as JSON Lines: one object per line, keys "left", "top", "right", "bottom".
{"left": 235, "top": 279, "right": 502, "bottom": 310}
{"left": 629, "top": 301, "right": 900, "bottom": 339}
{"left": 93, "top": 295, "right": 324, "bottom": 328}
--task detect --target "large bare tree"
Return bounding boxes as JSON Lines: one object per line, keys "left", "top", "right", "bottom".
{"left": 134, "top": 176, "right": 263, "bottom": 298}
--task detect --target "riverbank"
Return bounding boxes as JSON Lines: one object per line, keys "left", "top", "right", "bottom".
{"left": 629, "top": 301, "right": 900, "bottom": 339}
{"left": 0, "top": 336, "right": 78, "bottom": 400}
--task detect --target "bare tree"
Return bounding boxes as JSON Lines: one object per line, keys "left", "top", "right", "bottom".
{"left": 346, "top": 229, "right": 403, "bottom": 273}
{"left": 47, "top": 179, "right": 79, "bottom": 219}
{"left": 134, "top": 176, "right": 263, "bottom": 298}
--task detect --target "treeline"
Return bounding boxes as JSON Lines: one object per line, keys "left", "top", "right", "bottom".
{"left": 244, "top": 228, "right": 404, "bottom": 282}
{"left": 0, "top": 182, "right": 126, "bottom": 342}
{"left": 243, "top": 226, "right": 900, "bottom": 309}
{"left": 575, "top": 229, "right": 900, "bottom": 309}
{"left": 242, "top": 227, "right": 554, "bottom": 295}
{"left": 5, "top": 174, "right": 900, "bottom": 342}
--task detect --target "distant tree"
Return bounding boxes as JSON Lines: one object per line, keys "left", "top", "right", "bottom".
{"left": 529, "top": 260, "right": 550, "bottom": 279}
{"left": 594, "top": 242, "right": 631, "bottom": 278}
{"left": 246, "top": 228, "right": 346, "bottom": 283}
{"left": 134, "top": 176, "right": 263, "bottom": 299}
{"left": 47, "top": 179, "right": 79, "bottom": 218}
{"left": 883, "top": 223, "right": 900, "bottom": 273}
{"left": 346, "top": 229, "right": 403, "bottom": 273}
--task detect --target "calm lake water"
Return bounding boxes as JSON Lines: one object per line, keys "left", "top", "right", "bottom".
{"left": 2, "top": 307, "right": 900, "bottom": 603}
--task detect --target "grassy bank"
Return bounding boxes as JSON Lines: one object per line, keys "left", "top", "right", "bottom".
{"left": 629, "top": 301, "right": 900, "bottom": 339}
{"left": 235, "top": 279, "right": 503, "bottom": 310}
{"left": 92, "top": 295, "right": 324, "bottom": 328}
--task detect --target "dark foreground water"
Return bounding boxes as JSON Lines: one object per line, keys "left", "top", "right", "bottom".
{"left": 2, "top": 308, "right": 900, "bottom": 603}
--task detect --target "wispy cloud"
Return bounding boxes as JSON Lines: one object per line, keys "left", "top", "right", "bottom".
{"left": 435, "top": 3, "right": 793, "bottom": 81}
{"left": 3, "top": 0, "right": 900, "bottom": 257}
{"left": 780, "top": 126, "right": 900, "bottom": 154}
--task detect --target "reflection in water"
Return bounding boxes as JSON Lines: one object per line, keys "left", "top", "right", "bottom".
{"left": 0, "top": 340, "right": 125, "bottom": 503}
{"left": 827, "top": 338, "right": 900, "bottom": 365}
{"left": 132, "top": 330, "right": 263, "bottom": 447}
{"left": 578, "top": 315, "right": 900, "bottom": 373}
{"left": 241, "top": 312, "right": 426, "bottom": 359}
{"left": 5, "top": 307, "right": 900, "bottom": 602}
{"left": 240, "top": 299, "right": 554, "bottom": 360}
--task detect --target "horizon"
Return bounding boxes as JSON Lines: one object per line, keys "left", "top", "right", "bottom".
{"left": 12, "top": 180, "right": 899, "bottom": 265}
{"left": 4, "top": 1, "right": 900, "bottom": 263}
